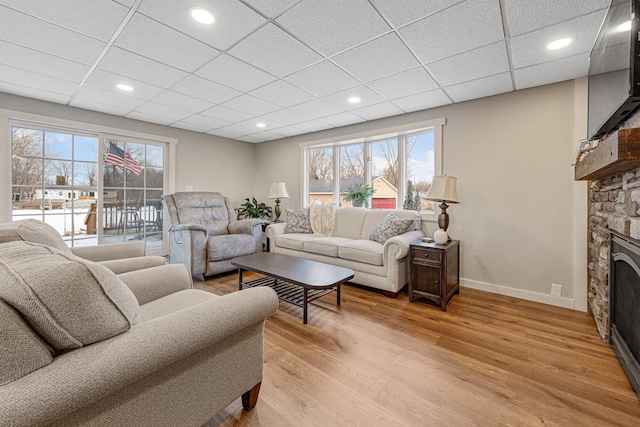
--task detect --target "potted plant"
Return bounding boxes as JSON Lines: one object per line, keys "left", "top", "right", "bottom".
{"left": 237, "top": 197, "right": 273, "bottom": 219}
{"left": 344, "top": 183, "right": 374, "bottom": 208}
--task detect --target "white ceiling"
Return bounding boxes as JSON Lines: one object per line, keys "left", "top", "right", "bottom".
{"left": 0, "top": 0, "right": 611, "bottom": 142}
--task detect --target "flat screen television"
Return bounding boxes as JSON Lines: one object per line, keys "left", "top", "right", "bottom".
{"left": 588, "top": 0, "right": 640, "bottom": 139}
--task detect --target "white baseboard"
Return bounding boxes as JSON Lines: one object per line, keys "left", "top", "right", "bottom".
{"left": 460, "top": 278, "right": 576, "bottom": 310}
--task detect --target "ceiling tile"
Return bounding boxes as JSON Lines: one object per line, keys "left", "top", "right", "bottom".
{"left": 428, "top": 41, "right": 510, "bottom": 87}
{"left": 236, "top": 135, "right": 263, "bottom": 143}
{"left": 510, "top": 10, "right": 606, "bottom": 69}
{"left": 150, "top": 91, "right": 214, "bottom": 114}
{"left": 0, "top": 41, "right": 90, "bottom": 82}
{"left": 228, "top": 23, "right": 322, "bottom": 77}
{"left": 293, "top": 120, "right": 334, "bottom": 132}
{"left": 242, "top": 130, "right": 286, "bottom": 141}
{"left": 69, "top": 99, "right": 131, "bottom": 116}
{"left": 351, "top": 102, "right": 404, "bottom": 121}
{"left": 180, "top": 114, "right": 231, "bottom": 129}
{"left": 445, "top": 72, "right": 513, "bottom": 102}
{"left": 333, "top": 34, "right": 420, "bottom": 82}
{"left": 0, "top": 0, "right": 129, "bottom": 41}
{"left": 249, "top": 80, "right": 314, "bottom": 107}
{"left": 196, "top": 54, "right": 276, "bottom": 92}
{"left": 0, "top": 82, "right": 70, "bottom": 104}
{"left": 244, "top": 0, "right": 300, "bottom": 18}
{"left": 222, "top": 94, "right": 280, "bottom": 116}
{"left": 75, "top": 86, "right": 146, "bottom": 111}
{"left": 134, "top": 102, "right": 193, "bottom": 121}
{"left": 0, "top": 63, "right": 77, "bottom": 96}
{"left": 261, "top": 108, "right": 310, "bottom": 126}
{"left": 200, "top": 105, "right": 253, "bottom": 122}
{"left": 114, "top": 13, "right": 220, "bottom": 72}
{"left": 323, "top": 85, "right": 385, "bottom": 110}
{"left": 98, "top": 47, "right": 188, "bottom": 88}
{"left": 320, "top": 112, "right": 365, "bottom": 127}
{"left": 138, "top": 0, "right": 267, "bottom": 51}
{"left": 126, "top": 111, "right": 175, "bottom": 126}
{"left": 288, "top": 99, "right": 343, "bottom": 119}
{"left": 370, "top": 0, "right": 461, "bottom": 28}
{"left": 114, "top": 0, "right": 136, "bottom": 7}
{"left": 392, "top": 89, "right": 452, "bottom": 112}
{"left": 210, "top": 124, "right": 255, "bottom": 138}
{"left": 269, "top": 125, "right": 306, "bottom": 137}
{"left": 277, "top": 0, "right": 390, "bottom": 56}
{"left": 170, "top": 75, "right": 241, "bottom": 104}
{"left": 514, "top": 53, "right": 589, "bottom": 90}
{"left": 367, "top": 67, "right": 438, "bottom": 100}
{"left": 170, "top": 121, "right": 214, "bottom": 133}
{"left": 236, "top": 118, "right": 284, "bottom": 132}
{"left": 399, "top": 0, "right": 504, "bottom": 64}
{"left": 84, "top": 69, "right": 165, "bottom": 101}
{"left": 285, "top": 60, "right": 360, "bottom": 96}
{"left": 0, "top": 5, "right": 106, "bottom": 65}
{"left": 504, "top": 0, "right": 610, "bottom": 36}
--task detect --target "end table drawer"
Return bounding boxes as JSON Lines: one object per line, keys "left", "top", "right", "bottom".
{"left": 411, "top": 248, "right": 442, "bottom": 264}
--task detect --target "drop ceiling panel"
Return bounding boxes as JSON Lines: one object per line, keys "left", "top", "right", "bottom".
{"left": 0, "top": 0, "right": 129, "bottom": 41}
{"left": 180, "top": 114, "right": 231, "bottom": 129}
{"left": 285, "top": 60, "right": 360, "bottom": 96}
{"left": 270, "top": 125, "right": 306, "bottom": 137}
{"left": 84, "top": 69, "right": 165, "bottom": 101}
{"left": 320, "top": 112, "right": 364, "bottom": 127}
{"left": 126, "top": 111, "right": 175, "bottom": 126}
{"left": 351, "top": 102, "right": 404, "bottom": 121}
{"left": 150, "top": 91, "right": 214, "bottom": 114}
{"left": 261, "top": 108, "right": 310, "bottom": 126}
{"left": 201, "top": 105, "right": 253, "bottom": 123}
{"left": 445, "top": 72, "right": 513, "bottom": 103}
{"left": 249, "top": 80, "right": 315, "bottom": 108}
{"left": 0, "top": 5, "right": 106, "bottom": 65}
{"left": 210, "top": 124, "right": 255, "bottom": 138}
{"left": 170, "top": 75, "right": 240, "bottom": 105}
{"left": 170, "top": 121, "right": 214, "bottom": 133}
{"left": 196, "top": 54, "right": 276, "bottom": 92}
{"left": 114, "top": 13, "right": 220, "bottom": 72}
{"left": 504, "top": 0, "right": 610, "bottom": 36}
{"left": 70, "top": 99, "right": 131, "bottom": 116}
{"left": 98, "top": 47, "right": 188, "bottom": 88}
{"left": 228, "top": 24, "right": 322, "bottom": 77}
{"left": 236, "top": 118, "right": 284, "bottom": 132}
{"left": 242, "top": 130, "right": 286, "bottom": 142}
{"left": 428, "top": 42, "right": 510, "bottom": 87}
{"left": 0, "top": 82, "right": 70, "bottom": 104}
{"left": 75, "top": 86, "right": 146, "bottom": 111}
{"left": 333, "top": 34, "right": 420, "bottom": 82}
{"left": 510, "top": 10, "right": 606, "bottom": 69}
{"left": 399, "top": 0, "right": 504, "bottom": 64}
{"left": 323, "top": 86, "right": 385, "bottom": 110}
{"left": 514, "top": 53, "right": 589, "bottom": 90}
{"left": 289, "top": 99, "right": 343, "bottom": 119}
{"left": 292, "top": 120, "right": 333, "bottom": 132}
{"left": 370, "top": 0, "right": 461, "bottom": 28}
{"left": 134, "top": 102, "right": 193, "bottom": 121}
{"left": 0, "top": 64, "right": 77, "bottom": 96}
{"left": 277, "top": 0, "right": 391, "bottom": 56}
{"left": 222, "top": 94, "right": 280, "bottom": 116}
{"left": 367, "top": 67, "right": 438, "bottom": 100}
{"left": 244, "top": 0, "right": 300, "bottom": 18}
{"left": 0, "top": 40, "right": 90, "bottom": 82}
{"left": 137, "top": 0, "right": 267, "bottom": 51}
{"left": 392, "top": 89, "right": 452, "bottom": 112}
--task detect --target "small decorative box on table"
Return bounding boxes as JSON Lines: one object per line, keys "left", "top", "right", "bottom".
{"left": 409, "top": 240, "right": 460, "bottom": 310}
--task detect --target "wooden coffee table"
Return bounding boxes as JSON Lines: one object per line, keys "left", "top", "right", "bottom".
{"left": 231, "top": 253, "right": 354, "bottom": 324}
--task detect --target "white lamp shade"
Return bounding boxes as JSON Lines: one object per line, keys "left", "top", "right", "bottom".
{"left": 425, "top": 175, "right": 459, "bottom": 203}
{"left": 268, "top": 182, "right": 289, "bottom": 199}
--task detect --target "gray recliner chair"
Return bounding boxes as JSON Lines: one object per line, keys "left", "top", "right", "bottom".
{"left": 163, "top": 192, "right": 263, "bottom": 279}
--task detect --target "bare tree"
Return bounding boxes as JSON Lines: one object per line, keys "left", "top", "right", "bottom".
{"left": 11, "top": 128, "right": 48, "bottom": 201}
{"left": 308, "top": 148, "right": 333, "bottom": 180}
{"left": 51, "top": 161, "right": 72, "bottom": 185}
{"left": 82, "top": 162, "right": 98, "bottom": 186}
{"left": 340, "top": 144, "right": 364, "bottom": 178}
{"left": 379, "top": 140, "right": 398, "bottom": 188}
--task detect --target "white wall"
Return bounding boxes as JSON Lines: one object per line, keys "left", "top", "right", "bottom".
{"left": 256, "top": 80, "right": 585, "bottom": 309}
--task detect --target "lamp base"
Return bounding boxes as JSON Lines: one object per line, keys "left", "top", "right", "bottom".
{"left": 433, "top": 229, "right": 449, "bottom": 244}
{"left": 274, "top": 199, "right": 282, "bottom": 222}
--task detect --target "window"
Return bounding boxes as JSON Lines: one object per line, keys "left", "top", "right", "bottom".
{"left": 303, "top": 123, "right": 441, "bottom": 216}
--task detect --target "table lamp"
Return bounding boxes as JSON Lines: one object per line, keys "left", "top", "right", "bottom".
{"left": 268, "top": 181, "right": 289, "bottom": 222}
{"left": 425, "top": 175, "right": 460, "bottom": 244}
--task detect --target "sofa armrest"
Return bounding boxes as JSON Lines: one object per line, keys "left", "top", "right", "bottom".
{"left": 99, "top": 256, "right": 166, "bottom": 275}
{"left": 229, "top": 219, "right": 263, "bottom": 253}
{"left": 0, "top": 287, "right": 278, "bottom": 427}
{"left": 384, "top": 230, "right": 425, "bottom": 261}
{"left": 265, "top": 222, "right": 287, "bottom": 252}
{"left": 71, "top": 241, "right": 146, "bottom": 262}
{"left": 170, "top": 223, "right": 208, "bottom": 234}
{"left": 168, "top": 224, "right": 208, "bottom": 275}
{"left": 117, "top": 264, "right": 193, "bottom": 305}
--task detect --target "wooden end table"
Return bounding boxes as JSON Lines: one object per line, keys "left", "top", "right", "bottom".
{"left": 409, "top": 240, "right": 460, "bottom": 310}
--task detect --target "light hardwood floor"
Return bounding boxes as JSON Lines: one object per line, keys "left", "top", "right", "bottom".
{"left": 198, "top": 272, "right": 640, "bottom": 426}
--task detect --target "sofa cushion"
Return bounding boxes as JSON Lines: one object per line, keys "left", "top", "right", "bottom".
{"left": 284, "top": 208, "right": 312, "bottom": 234}
{"left": 339, "top": 240, "right": 384, "bottom": 266}
{"left": 0, "top": 241, "right": 140, "bottom": 355}
{"left": 0, "top": 299, "right": 53, "bottom": 385}
{"left": 303, "top": 237, "right": 352, "bottom": 257}
{"left": 362, "top": 209, "right": 420, "bottom": 239}
{"left": 333, "top": 207, "right": 368, "bottom": 239}
{"left": 172, "top": 192, "right": 231, "bottom": 236}
{"left": 276, "top": 233, "right": 320, "bottom": 251}
{"left": 0, "top": 219, "right": 71, "bottom": 253}
{"left": 310, "top": 200, "right": 337, "bottom": 236}
{"left": 369, "top": 213, "right": 415, "bottom": 244}
{"left": 207, "top": 234, "right": 255, "bottom": 261}
{"left": 139, "top": 289, "right": 217, "bottom": 322}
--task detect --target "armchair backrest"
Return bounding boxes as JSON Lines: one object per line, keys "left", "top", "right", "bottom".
{"left": 163, "top": 192, "right": 236, "bottom": 236}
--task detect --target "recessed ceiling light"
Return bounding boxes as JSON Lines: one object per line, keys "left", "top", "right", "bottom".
{"left": 116, "top": 84, "right": 134, "bottom": 92}
{"left": 547, "top": 37, "right": 575, "bottom": 50}
{"left": 616, "top": 20, "right": 632, "bottom": 33}
{"left": 256, "top": 122, "right": 266, "bottom": 128}
{"left": 191, "top": 8, "right": 214, "bottom": 24}
{"left": 348, "top": 96, "right": 361, "bottom": 104}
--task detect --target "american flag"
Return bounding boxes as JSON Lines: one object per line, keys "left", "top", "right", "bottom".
{"left": 105, "top": 142, "right": 141, "bottom": 176}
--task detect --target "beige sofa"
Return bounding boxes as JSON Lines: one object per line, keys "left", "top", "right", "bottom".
{"left": 266, "top": 207, "right": 424, "bottom": 296}
{"left": 0, "top": 240, "right": 278, "bottom": 427}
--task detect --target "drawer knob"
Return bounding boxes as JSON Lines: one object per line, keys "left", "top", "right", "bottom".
{"left": 424, "top": 253, "right": 429, "bottom": 257}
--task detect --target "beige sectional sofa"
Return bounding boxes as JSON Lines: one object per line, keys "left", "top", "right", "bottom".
{"left": 266, "top": 207, "right": 424, "bottom": 296}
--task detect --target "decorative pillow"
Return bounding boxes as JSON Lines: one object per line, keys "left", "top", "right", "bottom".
{"left": 0, "top": 241, "right": 140, "bottom": 355}
{"left": 369, "top": 213, "right": 415, "bottom": 244}
{"left": 284, "top": 208, "right": 313, "bottom": 234}
{"left": 309, "top": 200, "right": 337, "bottom": 236}
{"left": 0, "top": 219, "right": 71, "bottom": 253}
{"left": 0, "top": 299, "right": 53, "bottom": 385}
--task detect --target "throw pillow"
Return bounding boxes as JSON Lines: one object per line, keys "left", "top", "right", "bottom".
{"left": 369, "top": 213, "right": 415, "bottom": 244}
{"left": 0, "top": 241, "right": 140, "bottom": 355}
{"left": 309, "top": 199, "right": 337, "bottom": 236}
{"left": 284, "top": 208, "right": 312, "bottom": 234}
{"left": 0, "top": 219, "right": 71, "bottom": 253}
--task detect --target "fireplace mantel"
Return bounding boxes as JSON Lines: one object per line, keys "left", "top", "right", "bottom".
{"left": 575, "top": 128, "right": 640, "bottom": 181}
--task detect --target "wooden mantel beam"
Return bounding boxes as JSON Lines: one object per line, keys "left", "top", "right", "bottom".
{"left": 575, "top": 128, "right": 640, "bottom": 181}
